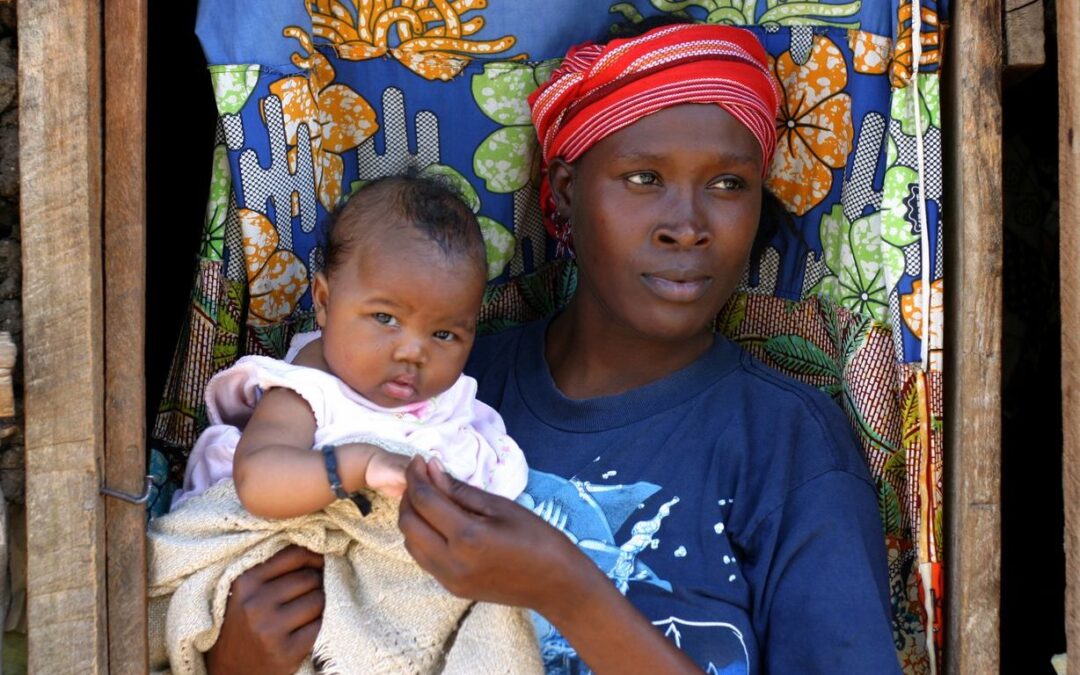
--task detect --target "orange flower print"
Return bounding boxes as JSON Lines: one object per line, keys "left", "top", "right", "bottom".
{"left": 891, "top": 0, "right": 942, "bottom": 88}
{"left": 269, "top": 44, "right": 378, "bottom": 212}
{"left": 239, "top": 209, "right": 309, "bottom": 326}
{"left": 849, "top": 30, "right": 890, "bottom": 75}
{"left": 900, "top": 278, "right": 943, "bottom": 370}
{"left": 767, "top": 36, "right": 854, "bottom": 216}
{"left": 287, "top": 0, "right": 520, "bottom": 82}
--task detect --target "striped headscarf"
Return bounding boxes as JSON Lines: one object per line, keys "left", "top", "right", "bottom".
{"left": 528, "top": 24, "right": 780, "bottom": 250}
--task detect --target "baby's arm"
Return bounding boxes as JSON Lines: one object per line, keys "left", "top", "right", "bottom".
{"left": 233, "top": 387, "right": 409, "bottom": 519}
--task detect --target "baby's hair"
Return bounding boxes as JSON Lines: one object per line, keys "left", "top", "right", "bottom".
{"left": 322, "top": 170, "right": 487, "bottom": 278}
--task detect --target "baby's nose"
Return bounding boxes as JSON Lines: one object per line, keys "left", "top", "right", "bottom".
{"left": 392, "top": 338, "right": 427, "bottom": 365}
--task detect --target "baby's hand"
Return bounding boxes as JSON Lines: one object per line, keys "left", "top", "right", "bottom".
{"left": 364, "top": 450, "right": 410, "bottom": 498}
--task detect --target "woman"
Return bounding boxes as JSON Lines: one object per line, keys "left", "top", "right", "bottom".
{"left": 207, "top": 23, "right": 899, "bottom": 674}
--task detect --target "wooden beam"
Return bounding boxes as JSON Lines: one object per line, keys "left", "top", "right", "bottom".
{"left": 1060, "top": 0, "right": 1080, "bottom": 664}
{"left": 104, "top": 0, "right": 147, "bottom": 671}
{"left": 18, "top": 0, "right": 107, "bottom": 672}
{"left": 945, "top": 0, "right": 1003, "bottom": 672}
{"left": 1004, "top": 0, "right": 1045, "bottom": 70}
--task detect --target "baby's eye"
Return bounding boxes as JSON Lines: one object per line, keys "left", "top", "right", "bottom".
{"left": 433, "top": 330, "right": 456, "bottom": 342}
{"left": 708, "top": 175, "right": 746, "bottom": 191}
{"left": 626, "top": 171, "right": 660, "bottom": 186}
{"left": 373, "top": 312, "right": 399, "bottom": 327}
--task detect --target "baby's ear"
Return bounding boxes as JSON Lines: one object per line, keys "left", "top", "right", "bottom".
{"left": 547, "top": 158, "right": 575, "bottom": 217}
{"left": 311, "top": 271, "right": 330, "bottom": 328}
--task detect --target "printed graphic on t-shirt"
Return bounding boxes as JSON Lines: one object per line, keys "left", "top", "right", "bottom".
{"left": 518, "top": 469, "right": 750, "bottom": 675}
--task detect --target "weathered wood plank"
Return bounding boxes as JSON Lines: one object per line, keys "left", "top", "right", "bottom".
{"left": 1060, "top": 0, "right": 1080, "bottom": 664}
{"left": 17, "top": 0, "right": 107, "bottom": 672}
{"left": 1005, "top": 0, "right": 1045, "bottom": 70}
{"left": 104, "top": 0, "right": 147, "bottom": 671}
{"left": 945, "top": 0, "right": 1004, "bottom": 673}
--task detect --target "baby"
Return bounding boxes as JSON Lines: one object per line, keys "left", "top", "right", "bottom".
{"left": 173, "top": 173, "right": 528, "bottom": 514}
{"left": 150, "top": 174, "right": 540, "bottom": 674}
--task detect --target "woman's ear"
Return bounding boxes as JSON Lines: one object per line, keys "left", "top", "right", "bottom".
{"left": 547, "top": 158, "right": 575, "bottom": 219}
{"left": 311, "top": 271, "right": 330, "bottom": 329}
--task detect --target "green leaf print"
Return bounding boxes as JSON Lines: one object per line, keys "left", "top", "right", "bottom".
{"left": 421, "top": 164, "right": 482, "bottom": 213}
{"left": 610, "top": 3, "right": 647, "bottom": 21}
{"left": 717, "top": 293, "right": 749, "bottom": 337}
{"left": 202, "top": 144, "right": 230, "bottom": 262}
{"left": 881, "top": 165, "right": 921, "bottom": 249}
{"left": 478, "top": 216, "right": 515, "bottom": 280}
{"left": 891, "top": 74, "right": 941, "bottom": 137}
{"left": 471, "top": 64, "right": 540, "bottom": 127}
{"left": 879, "top": 480, "right": 903, "bottom": 536}
{"left": 813, "top": 204, "right": 890, "bottom": 322}
{"left": 617, "top": 0, "right": 862, "bottom": 28}
{"left": 841, "top": 313, "right": 871, "bottom": 365}
{"left": 473, "top": 126, "right": 536, "bottom": 194}
{"left": 763, "top": 334, "right": 841, "bottom": 379}
{"left": 757, "top": 1, "right": 862, "bottom": 28}
{"left": 210, "top": 65, "right": 260, "bottom": 116}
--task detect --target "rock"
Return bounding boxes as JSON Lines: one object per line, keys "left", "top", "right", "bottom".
{"left": 0, "top": 238, "right": 17, "bottom": 300}
{"left": 0, "top": 110, "right": 16, "bottom": 200}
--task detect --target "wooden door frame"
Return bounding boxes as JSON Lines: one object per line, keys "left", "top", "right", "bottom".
{"left": 18, "top": 0, "right": 147, "bottom": 671}
{"left": 1060, "top": 0, "right": 1080, "bottom": 666}
{"left": 944, "top": 0, "right": 1004, "bottom": 673}
{"left": 15, "top": 1, "right": 1013, "bottom": 672}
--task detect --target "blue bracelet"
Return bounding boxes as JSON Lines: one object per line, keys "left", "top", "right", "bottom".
{"left": 320, "top": 444, "right": 372, "bottom": 515}
{"left": 320, "top": 444, "right": 350, "bottom": 499}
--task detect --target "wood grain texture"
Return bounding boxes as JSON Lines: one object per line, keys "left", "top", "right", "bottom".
{"left": 1005, "top": 0, "right": 1045, "bottom": 69}
{"left": 944, "top": 0, "right": 1003, "bottom": 672}
{"left": 17, "top": 0, "right": 107, "bottom": 672}
{"left": 1060, "top": 0, "right": 1080, "bottom": 663}
{"left": 104, "top": 0, "right": 147, "bottom": 671}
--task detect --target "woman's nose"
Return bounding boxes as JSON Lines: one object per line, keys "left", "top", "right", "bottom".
{"left": 654, "top": 220, "right": 712, "bottom": 248}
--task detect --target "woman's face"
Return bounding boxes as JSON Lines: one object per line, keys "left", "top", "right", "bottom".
{"left": 552, "top": 104, "right": 764, "bottom": 342}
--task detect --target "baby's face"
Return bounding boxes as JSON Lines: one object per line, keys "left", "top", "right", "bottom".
{"left": 312, "top": 228, "right": 486, "bottom": 408}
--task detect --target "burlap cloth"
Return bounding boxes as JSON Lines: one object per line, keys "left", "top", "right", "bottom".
{"left": 147, "top": 469, "right": 543, "bottom": 674}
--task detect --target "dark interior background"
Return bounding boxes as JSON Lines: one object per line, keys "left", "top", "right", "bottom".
{"left": 145, "top": 2, "right": 1068, "bottom": 670}
{"left": 146, "top": 0, "right": 216, "bottom": 434}
{"left": 1000, "top": 1, "right": 1065, "bottom": 672}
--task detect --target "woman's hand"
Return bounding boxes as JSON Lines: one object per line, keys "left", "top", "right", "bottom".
{"left": 205, "top": 546, "right": 325, "bottom": 675}
{"left": 398, "top": 458, "right": 702, "bottom": 674}
{"left": 397, "top": 456, "right": 586, "bottom": 615}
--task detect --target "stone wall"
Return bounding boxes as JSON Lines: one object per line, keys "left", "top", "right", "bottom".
{"left": 0, "top": 3, "right": 20, "bottom": 508}
{"left": 0, "top": 0, "right": 26, "bottom": 642}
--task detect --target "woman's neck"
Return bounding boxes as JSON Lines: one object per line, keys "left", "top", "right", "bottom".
{"left": 544, "top": 299, "right": 714, "bottom": 400}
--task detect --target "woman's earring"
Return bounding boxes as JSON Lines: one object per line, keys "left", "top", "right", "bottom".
{"left": 554, "top": 212, "right": 575, "bottom": 259}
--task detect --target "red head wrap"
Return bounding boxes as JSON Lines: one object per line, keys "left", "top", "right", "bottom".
{"left": 527, "top": 24, "right": 780, "bottom": 251}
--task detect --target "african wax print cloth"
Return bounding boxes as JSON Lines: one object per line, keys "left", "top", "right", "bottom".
{"left": 151, "top": 2, "right": 949, "bottom": 672}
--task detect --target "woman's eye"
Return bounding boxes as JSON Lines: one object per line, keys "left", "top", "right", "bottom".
{"left": 709, "top": 175, "right": 746, "bottom": 191}
{"left": 373, "top": 312, "right": 398, "bottom": 326}
{"left": 626, "top": 172, "right": 660, "bottom": 186}
{"left": 433, "top": 330, "right": 455, "bottom": 342}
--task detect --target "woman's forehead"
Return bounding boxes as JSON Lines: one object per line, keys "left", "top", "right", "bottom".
{"left": 583, "top": 104, "right": 762, "bottom": 166}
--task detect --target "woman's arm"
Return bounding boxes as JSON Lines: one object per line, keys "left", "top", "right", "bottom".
{"left": 233, "top": 387, "right": 409, "bottom": 518}
{"left": 398, "top": 458, "right": 702, "bottom": 674}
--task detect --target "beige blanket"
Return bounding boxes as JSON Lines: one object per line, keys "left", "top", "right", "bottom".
{"left": 147, "top": 478, "right": 543, "bottom": 675}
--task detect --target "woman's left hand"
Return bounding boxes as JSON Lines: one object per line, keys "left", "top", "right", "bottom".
{"left": 397, "top": 456, "right": 585, "bottom": 615}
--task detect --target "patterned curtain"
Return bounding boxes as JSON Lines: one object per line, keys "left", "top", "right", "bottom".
{"left": 150, "top": 1, "right": 948, "bottom": 671}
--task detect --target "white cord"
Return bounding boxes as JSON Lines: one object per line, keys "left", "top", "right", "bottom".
{"left": 911, "top": 0, "right": 933, "bottom": 371}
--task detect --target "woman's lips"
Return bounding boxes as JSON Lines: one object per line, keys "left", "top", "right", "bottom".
{"left": 641, "top": 272, "right": 713, "bottom": 303}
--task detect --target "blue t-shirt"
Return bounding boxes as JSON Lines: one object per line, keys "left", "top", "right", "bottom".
{"left": 466, "top": 319, "right": 900, "bottom": 675}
